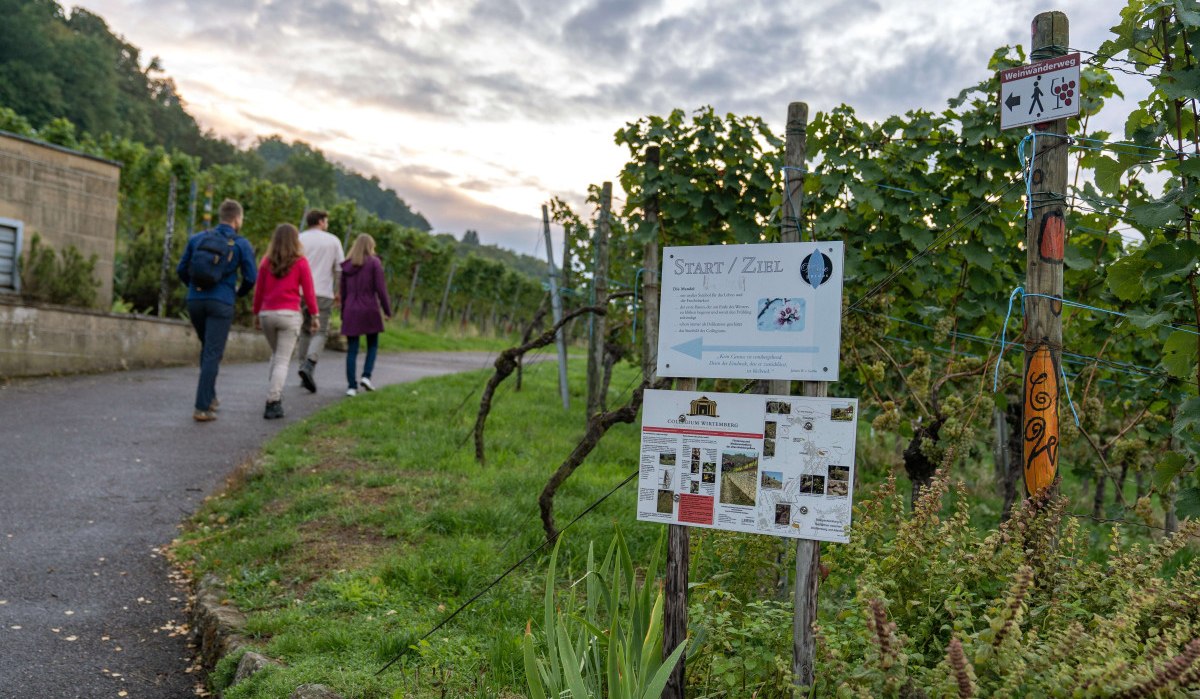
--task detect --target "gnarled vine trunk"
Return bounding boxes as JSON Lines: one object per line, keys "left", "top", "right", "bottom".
{"left": 538, "top": 378, "right": 670, "bottom": 541}
{"left": 903, "top": 419, "right": 944, "bottom": 508}
{"left": 474, "top": 304, "right": 603, "bottom": 465}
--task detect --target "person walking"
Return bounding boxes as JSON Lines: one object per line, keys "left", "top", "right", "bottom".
{"left": 176, "top": 199, "right": 257, "bottom": 422}
{"left": 340, "top": 234, "right": 392, "bottom": 396}
{"left": 296, "top": 209, "right": 344, "bottom": 393}
{"left": 252, "top": 224, "right": 319, "bottom": 420}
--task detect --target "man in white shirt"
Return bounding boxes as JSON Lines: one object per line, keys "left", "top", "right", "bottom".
{"left": 296, "top": 209, "right": 344, "bottom": 392}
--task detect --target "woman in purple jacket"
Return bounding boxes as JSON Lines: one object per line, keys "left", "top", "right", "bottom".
{"left": 340, "top": 234, "right": 393, "bottom": 396}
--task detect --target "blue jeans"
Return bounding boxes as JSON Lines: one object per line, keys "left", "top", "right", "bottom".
{"left": 187, "top": 299, "right": 234, "bottom": 411}
{"left": 345, "top": 334, "right": 379, "bottom": 389}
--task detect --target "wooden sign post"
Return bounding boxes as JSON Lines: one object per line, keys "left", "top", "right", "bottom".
{"left": 1022, "top": 12, "right": 1069, "bottom": 497}
{"left": 776, "top": 102, "right": 822, "bottom": 694}
{"left": 649, "top": 144, "right": 691, "bottom": 699}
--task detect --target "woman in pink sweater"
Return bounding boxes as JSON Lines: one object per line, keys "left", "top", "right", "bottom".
{"left": 252, "top": 224, "right": 319, "bottom": 419}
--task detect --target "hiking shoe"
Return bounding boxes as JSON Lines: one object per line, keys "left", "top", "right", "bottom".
{"left": 193, "top": 409, "right": 217, "bottom": 422}
{"left": 298, "top": 360, "right": 316, "bottom": 393}
{"left": 345, "top": 387, "right": 357, "bottom": 397}
{"left": 209, "top": 397, "right": 220, "bottom": 412}
{"left": 359, "top": 376, "right": 376, "bottom": 392}
{"left": 263, "top": 400, "right": 284, "bottom": 420}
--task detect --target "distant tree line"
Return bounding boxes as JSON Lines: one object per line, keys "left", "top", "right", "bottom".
{"left": 0, "top": 0, "right": 431, "bottom": 230}
{"left": 0, "top": 0, "right": 549, "bottom": 329}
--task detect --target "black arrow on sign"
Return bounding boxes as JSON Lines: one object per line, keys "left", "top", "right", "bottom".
{"left": 1005, "top": 93, "right": 1021, "bottom": 111}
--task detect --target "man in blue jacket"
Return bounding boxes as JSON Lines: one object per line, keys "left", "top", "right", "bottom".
{"left": 176, "top": 199, "right": 257, "bottom": 422}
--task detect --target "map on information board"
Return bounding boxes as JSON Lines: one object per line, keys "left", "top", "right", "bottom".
{"left": 656, "top": 242, "right": 844, "bottom": 381}
{"left": 636, "top": 389, "right": 858, "bottom": 543}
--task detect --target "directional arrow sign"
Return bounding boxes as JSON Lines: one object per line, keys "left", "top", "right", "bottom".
{"left": 671, "top": 337, "right": 820, "bottom": 359}
{"left": 656, "top": 241, "right": 844, "bottom": 381}
{"left": 998, "top": 53, "right": 1080, "bottom": 130}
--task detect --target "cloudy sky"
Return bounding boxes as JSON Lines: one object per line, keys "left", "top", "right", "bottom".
{"left": 82, "top": 0, "right": 1134, "bottom": 256}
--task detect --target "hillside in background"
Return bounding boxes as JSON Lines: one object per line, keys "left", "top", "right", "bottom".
{"left": 0, "top": 0, "right": 430, "bottom": 231}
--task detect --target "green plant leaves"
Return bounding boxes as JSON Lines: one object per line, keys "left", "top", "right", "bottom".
{"left": 1106, "top": 253, "right": 1152, "bottom": 300}
{"left": 1144, "top": 239, "right": 1200, "bottom": 281}
{"left": 1174, "top": 396, "right": 1200, "bottom": 436}
{"left": 1154, "top": 452, "right": 1188, "bottom": 490}
{"left": 1162, "top": 330, "right": 1199, "bottom": 379}
{"left": 1128, "top": 200, "right": 1182, "bottom": 230}
{"left": 1157, "top": 66, "right": 1200, "bottom": 100}
{"left": 523, "top": 628, "right": 547, "bottom": 699}
{"left": 1176, "top": 486, "right": 1200, "bottom": 518}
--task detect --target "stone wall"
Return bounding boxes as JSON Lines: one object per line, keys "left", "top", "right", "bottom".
{"left": 0, "top": 297, "right": 268, "bottom": 379}
{"left": 0, "top": 131, "right": 121, "bottom": 307}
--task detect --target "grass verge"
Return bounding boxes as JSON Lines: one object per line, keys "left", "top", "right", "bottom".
{"left": 376, "top": 317, "right": 526, "bottom": 353}
{"left": 173, "top": 359, "right": 656, "bottom": 697}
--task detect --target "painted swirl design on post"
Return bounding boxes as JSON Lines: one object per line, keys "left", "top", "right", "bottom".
{"left": 1023, "top": 345, "right": 1058, "bottom": 496}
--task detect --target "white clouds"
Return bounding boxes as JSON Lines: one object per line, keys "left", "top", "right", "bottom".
{"left": 80, "top": 0, "right": 1128, "bottom": 255}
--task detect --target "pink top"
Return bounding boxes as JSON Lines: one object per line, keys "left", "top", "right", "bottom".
{"left": 252, "top": 256, "right": 318, "bottom": 315}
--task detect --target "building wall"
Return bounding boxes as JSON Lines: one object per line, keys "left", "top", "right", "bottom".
{"left": 0, "top": 132, "right": 121, "bottom": 307}
{"left": 0, "top": 297, "right": 269, "bottom": 379}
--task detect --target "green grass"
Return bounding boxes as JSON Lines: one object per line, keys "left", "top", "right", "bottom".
{"left": 375, "top": 316, "right": 526, "bottom": 353}
{"left": 175, "top": 361, "right": 1187, "bottom": 698}
{"left": 175, "top": 359, "right": 657, "bottom": 698}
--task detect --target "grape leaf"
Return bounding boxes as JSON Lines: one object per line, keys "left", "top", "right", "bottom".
{"left": 1128, "top": 200, "right": 1182, "bottom": 230}
{"left": 1154, "top": 453, "right": 1187, "bottom": 491}
{"left": 1106, "top": 254, "right": 1151, "bottom": 300}
{"left": 1162, "top": 330, "right": 1199, "bottom": 380}
{"left": 1176, "top": 487, "right": 1200, "bottom": 519}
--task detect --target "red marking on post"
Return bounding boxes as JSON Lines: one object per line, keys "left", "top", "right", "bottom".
{"left": 1039, "top": 212, "right": 1064, "bottom": 263}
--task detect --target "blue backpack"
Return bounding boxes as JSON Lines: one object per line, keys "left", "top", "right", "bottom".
{"left": 188, "top": 229, "right": 238, "bottom": 291}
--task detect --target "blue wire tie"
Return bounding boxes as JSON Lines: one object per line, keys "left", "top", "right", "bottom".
{"left": 1060, "top": 361, "right": 1081, "bottom": 427}
{"left": 993, "top": 286, "right": 1024, "bottom": 392}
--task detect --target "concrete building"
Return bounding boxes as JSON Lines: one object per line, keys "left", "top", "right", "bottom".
{"left": 0, "top": 130, "right": 121, "bottom": 307}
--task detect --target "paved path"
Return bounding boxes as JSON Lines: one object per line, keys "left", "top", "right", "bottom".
{"left": 0, "top": 352, "right": 498, "bottom": 698}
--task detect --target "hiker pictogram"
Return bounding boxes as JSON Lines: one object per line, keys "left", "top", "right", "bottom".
{"left": 1028, "top": 77, "right": 1045, "bottom": 116}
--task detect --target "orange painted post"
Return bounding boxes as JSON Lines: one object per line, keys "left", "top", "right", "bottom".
{"left": 1022, "top": 12, "right": 1069, "bottom": 497}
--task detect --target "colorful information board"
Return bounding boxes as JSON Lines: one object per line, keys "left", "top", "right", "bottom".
{"left": 636, "top": 389, "right": 858, "bottom": 543}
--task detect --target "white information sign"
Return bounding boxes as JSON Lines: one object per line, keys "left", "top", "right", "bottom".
{"left": 656, "top": 242, "right": 844, "bottom": 381}
{"left": 636, "top": 389, "right": 858, "bottom": 543}
{"left": 999, "top": 53, "right": 1080, "bottom": 130}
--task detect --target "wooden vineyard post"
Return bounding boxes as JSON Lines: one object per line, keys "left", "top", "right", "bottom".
{"left": 562, "top": 223, "right": 572, "bottom": 292}
{"left": 774, "top": 102, "right": 822, "bottom": 695}
{"left": 648, "top": 145, "right": 688, "bottom": 699}
{"left": 663, "top": 380, "right": 692, "bottom": 699}
{"left": 185, "top": 178, "right": 197, "bottom": 237}
{"left": 157, "top": 175, "right": 177, "bottom": 317}
{"left": 436, "top": 260, "right": 457, "bottom": 330}
{"left": 642, "top": 146, "right": 661, "bottom": 384}
{"left": 587, "top": 182, "right": 612, "bottom": 416}
{"left": 1022, "top": 12, "right": 1069, "bottom": 498}
{"left": 404, "top": 263, "right": 420, "bottom": 324}
{"left": 543, "top": 204, "right": 570, "bottom": 410}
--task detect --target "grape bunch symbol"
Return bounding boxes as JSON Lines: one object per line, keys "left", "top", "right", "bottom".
{"left": 1051, "top": 77, "right": 1075, "bottom": 108}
